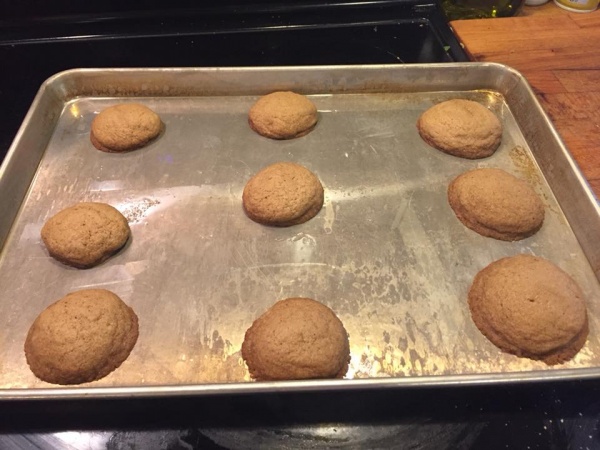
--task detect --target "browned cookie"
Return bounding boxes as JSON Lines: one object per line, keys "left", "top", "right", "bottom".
{"left": 417, "top": 99, "right": 502, "bottom": 159}
{"left": 448, "top": 168, "right": 545, "bottom": 241}
{"left": 468, "top": 254, "right": 588, "bottom": 365}
{"left": 248, "top": 91, "right": 318, "bottom": 139}
{"left": 241, "top": 297, "right": 350, "bottom": 381}
{"left": 242, "top": 162, "right": 324, "bottom": 226}
{"left": 91, "top": 103, "right": 162, "bottom": 152}
{"left": 41, "top": 202, "right": 130, "bottom": 269}
{"left": 25, "top": 289, "right": 139, "bottom": 385}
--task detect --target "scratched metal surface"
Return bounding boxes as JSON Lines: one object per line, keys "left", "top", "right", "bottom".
{"left": 0, "top": 65, "right": 599, "bottom": 398}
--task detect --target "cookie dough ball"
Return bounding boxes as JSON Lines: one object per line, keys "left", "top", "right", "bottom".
{"left": 242, "top": 162, "right": 324, "bottom": 226}
{"left": 248, "top": 91, "right": 318, "bottom": 139}
{"left": 25, "top": 289, "right": 139, "bottom": 385}
{"left": 41, "top": 202, "right": 130, "bottom": 269}
{"left": 417, "top": 99, "right": 502, "bottom": 159}
{"left": 468, "top": 254, "right": 588, "bottom": 365}
{"left": 91, "top": 103, "right": 162, "bottom": 152}
{"left": 241, "top": 298, "right": 350, "bottom": 381}
{"left": 448, "top": 168, "right": 545, "bottom": 241}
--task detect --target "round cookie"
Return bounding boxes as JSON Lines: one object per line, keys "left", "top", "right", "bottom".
{"left": 468, "top": 254, "right": 588, "bottom": 365}
{"left": 241, "top": 297, "right": 350, "bottom": 381}
{"left": 24, "top": 289, "right": 139, "bottom": 385}
{"left": 242, "top": 162, "right": 324, "bottom": 226}
{"left": 248, "top": 91, "right": 318, "bottom": 139}
{"left": 417, "top": 99, "right": 502, "bottom": 159}
{"left": 41, "top": 202, "right": 130, "bottom": 269}
{"left": 91, "top": 103, "right": 162, "bottom": 152}
{"left": 448, "top": 168, "right": 545, "bottom": 241}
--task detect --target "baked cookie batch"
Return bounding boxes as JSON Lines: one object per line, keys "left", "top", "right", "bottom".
{"left": 417, "top": 99, "right": 587, "bottom": 363}
{"left": 248, "top": 91, "right": 318, "bottom": 139}
{"left": 27, "top": 93, "right": 589, "bottom": 386}
{"left": 90, "top": 103, "right": 163, "bottom": 152}
{"left": 41, "top": 202, "right": 131, "bottom": 268}
{"left": 242, "top": 298, "right": 350, "bottom": 381}
{"left": 417, "top": 98, "right": 502, "bottom": 159}
{"left": 468, "top": 255, "right": 588, "bottom": 365}
{"left": 242, "top": 162, "right": 324, "bottom": 227}
{"left": 25, "top": 289, "right": 139, "bottom": 385}
{"left": 447, "top": 168, "right": 545, "bottom": 242}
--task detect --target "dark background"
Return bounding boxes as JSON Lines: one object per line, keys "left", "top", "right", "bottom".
{"left": 1, "top": 380, "right": 600, "bottom": 448}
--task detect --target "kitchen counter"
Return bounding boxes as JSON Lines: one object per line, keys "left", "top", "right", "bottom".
{"left": 450, "top": 3, "right": 600, "bottom": 195}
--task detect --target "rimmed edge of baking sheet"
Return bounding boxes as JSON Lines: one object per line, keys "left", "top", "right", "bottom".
{"left": 1, "top": 62, "right": 599, "bottom": 400}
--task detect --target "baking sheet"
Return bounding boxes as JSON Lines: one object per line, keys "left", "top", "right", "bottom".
{"left": 1, "top": 64, "right": 600, "bottom": 399}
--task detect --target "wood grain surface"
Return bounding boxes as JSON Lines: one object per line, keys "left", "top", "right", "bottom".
{"left": 450, "top": 4, "right": 600, "bottom": 195}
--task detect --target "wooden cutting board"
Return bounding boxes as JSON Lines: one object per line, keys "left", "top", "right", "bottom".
{"left": 450, "top": 5, "right": 600, "bottom": 196}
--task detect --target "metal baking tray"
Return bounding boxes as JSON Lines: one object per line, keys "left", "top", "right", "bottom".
{"left": 1, "top": 64, "right": 600, "bottom": 400}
